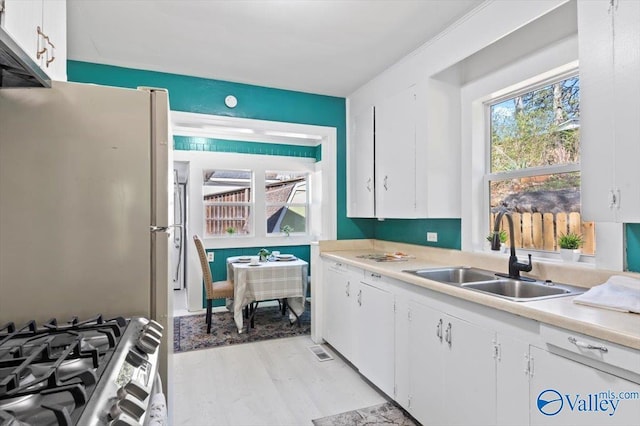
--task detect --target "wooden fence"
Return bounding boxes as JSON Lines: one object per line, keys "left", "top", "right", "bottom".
{"left": 490, "top": 212, "right": 595, "bottom": 255}
{"left": 204, "top": 189, "right": 250, "bottom": 236}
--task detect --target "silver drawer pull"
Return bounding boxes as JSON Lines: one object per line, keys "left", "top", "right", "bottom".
{"left": 370, "top": 273, "right": 381, "bottom": 279}
{"left": 568, "top": 336, "right": 608, "bottom": 353}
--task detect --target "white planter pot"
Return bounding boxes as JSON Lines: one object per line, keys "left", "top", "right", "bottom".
{"left": 559, "top": 248, "right": 581, "bottom": 262}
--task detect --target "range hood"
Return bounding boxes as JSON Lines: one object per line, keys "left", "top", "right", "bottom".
{"left": 0, "top": 26, "right": 51, "bottom": 88}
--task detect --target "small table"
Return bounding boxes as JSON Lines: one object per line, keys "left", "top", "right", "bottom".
{"left": 227, "top": 256, "right": 308, "bottom": 333}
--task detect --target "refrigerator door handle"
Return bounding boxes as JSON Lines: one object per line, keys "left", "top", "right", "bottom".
{"left": 150, "top": 224, "right": 182, "bottom": 233}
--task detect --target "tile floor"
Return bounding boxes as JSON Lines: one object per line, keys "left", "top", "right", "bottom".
{"left": 171, "top": 335, "right": 387, "bottom": 426}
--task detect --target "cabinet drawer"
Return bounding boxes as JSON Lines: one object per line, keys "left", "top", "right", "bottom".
{"left": 540, "top": 324, "right": 640, "bottom": 375}
{"left": 327, "top": 261, "right": 349, "bottom": 274}
{"left": 362, "top": 269, "right": 385, "bottom": 284}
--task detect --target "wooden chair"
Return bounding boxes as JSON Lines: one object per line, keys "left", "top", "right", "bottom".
{"left": 193, "top": 235, "right": 234, "bottom": 334}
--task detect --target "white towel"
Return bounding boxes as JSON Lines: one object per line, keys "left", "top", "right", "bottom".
{"left": 573, "top": 275, "right": 640, "bottom": 313}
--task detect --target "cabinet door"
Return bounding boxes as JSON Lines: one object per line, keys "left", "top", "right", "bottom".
{"left": 323, "top": 262, "right": 355, "bottom": 361}
{"left": 356, "top": 280, "right": 395, "bottom": 397}
{"left": 2, "top": 0, "right": 43, "bottom": 62}
{"left": 578, "top": 0, "right": 616, "bottom": 222}
{"left": 375, "top": 85, "right": 417, "bottom": 218}
{"left": 613, "top": 0, "right": 640, "bottom": 222}
{"left": 347, "top": 105, "right": 375, "bottom": 218}
{"left": 530, "top": 346, "right": 640, "bottom": 425}
{"left": 407, "top": 300, "right": 446, "bottom": 425}
{"left": 497, "top": 334, "right": 530, "bottom": 426}
{"left": 443, "top": 314, "right": 497, "bottom": 426}
{"left": 41, "top": 0, "right": 66, "bottom": 81}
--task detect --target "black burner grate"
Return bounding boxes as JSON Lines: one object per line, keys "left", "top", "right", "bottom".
{"left": 0, "top": 315, "right": 128, "bottom": 425}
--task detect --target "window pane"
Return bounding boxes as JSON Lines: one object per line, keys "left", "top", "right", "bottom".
{"left": 265, "top": 171, "right": 308, "bottom": 235}
{"left": 203, "top": 169, "right": 253, "bottom": 237}
{"left": 490, "top": 76, "right": 580, "bottom": 172}
{"left": 489, "top": 172, "right": 594, "bottom": 255}
{"left": 203, "top": 169, "right": 252, "bottom": 201}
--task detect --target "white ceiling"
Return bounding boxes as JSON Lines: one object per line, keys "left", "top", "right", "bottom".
{"left": 66, "top": 0, "right": 484, "bottom": 97}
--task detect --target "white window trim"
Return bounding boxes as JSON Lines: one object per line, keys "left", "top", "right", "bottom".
{"left": 461, "top": 35, "right": 624, "bottom": 270}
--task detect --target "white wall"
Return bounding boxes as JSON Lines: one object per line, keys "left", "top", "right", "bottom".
{"left": 348, "top": 0, "right": 569, "bottom": 112}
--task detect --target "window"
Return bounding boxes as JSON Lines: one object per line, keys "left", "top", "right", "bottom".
{"left": 265, "top": 171, "right": 308, "bottom": 236}
{"left": 486, "top": 74, "right": 595, "bottom": 255}
{"left": 203, "top": 169, "right": 253, "bottom": 237}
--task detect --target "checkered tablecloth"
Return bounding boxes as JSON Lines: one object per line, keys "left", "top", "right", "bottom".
{"left": 227, "top": 257, "right": 308, "bottom": 332}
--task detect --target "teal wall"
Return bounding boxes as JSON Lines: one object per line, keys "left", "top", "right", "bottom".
{"left": 375, "top": 219, "right": 461, "bottom": 250}
{"left": 626, "top": 224, "right": 640, "bottom": 273}
{"left": 173, "top": 135, "right": 320, "bottom": 160}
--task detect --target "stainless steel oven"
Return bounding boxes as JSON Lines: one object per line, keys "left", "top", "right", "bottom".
{"left": 0, "top": 316, "right": 165, "bottom": 425}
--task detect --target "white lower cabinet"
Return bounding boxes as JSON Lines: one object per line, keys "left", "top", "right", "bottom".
{"left": 320, "top": 258, "right": 640, "bottom": 426}
{"left": 529, "top": 346, "right": 640, "bottom": 425}
{"left": 322, "top": 261, "right": 357, "bottom": 361}
{"left": 356, "top": 273, "right": 395, "bottom": 397}
{"left": 407, "top": 300, "right": 496, "bottom": 426}
{"left": 496, "top": 334, "right": 531, "bottom": 426}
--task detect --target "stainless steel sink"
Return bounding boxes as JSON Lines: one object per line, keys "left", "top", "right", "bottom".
{"left": 403, "top": 266, "right": 586, "bottom": 302}
{"left": 462, "top": 279, "right": 585, "bottom": 302}
{"left": 404, "top": 267, "right": 498, "bottom": 284}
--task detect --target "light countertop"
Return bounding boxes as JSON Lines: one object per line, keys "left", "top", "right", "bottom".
{"left": 319, "top": 240, "right": 640, "bottom": 350}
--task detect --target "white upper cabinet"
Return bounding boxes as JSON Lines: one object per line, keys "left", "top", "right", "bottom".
{"left": 346, "top": 79, "right": 461, "bottom": 219}
{"left": 580, "top": 0, "right": 640, "bottom": 222}
{"left": 2, "top": 0, "right": 67, "bottom": 81}
{"left": 375, "top": 84, "right": 418, "bottom": 218}
{"left": 347, "top": 105, "right": 376, "bottom": 218}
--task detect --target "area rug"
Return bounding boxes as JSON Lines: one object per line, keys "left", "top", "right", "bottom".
{"left": 312, "top": 402, "right": 418, "bottom": 426}
{"left": 173, "top": 302, "right": 310, "bottom": 353}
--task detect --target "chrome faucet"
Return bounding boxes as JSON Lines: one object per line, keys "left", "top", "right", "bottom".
{"left": 492, "top": 209, "right": 534, "bottom": 281}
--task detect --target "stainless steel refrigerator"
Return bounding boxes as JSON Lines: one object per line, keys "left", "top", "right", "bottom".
{"left": 0, "top": 81, "right": 173, "bottom": 397}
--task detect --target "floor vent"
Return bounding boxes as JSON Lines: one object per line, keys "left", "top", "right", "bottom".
{"left": 308, "top": 345, "right": 334, "bottom": 362}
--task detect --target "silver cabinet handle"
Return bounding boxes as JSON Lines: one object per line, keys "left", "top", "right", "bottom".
{"left": 370, "top": 273, "right": 381, "bottom": 279}
{"left": 345, "top": 281, "right": 350, "bottom": 297}
{"left": 568, "top": 337, "right": 608, "bottom": 353}
{"left": 357, "top": 289, "right": 362, "bottom": 306}
{"left": 444, "top": 322, "right": 452, "bottom": 346}
{"left": 366, "top": 178, "right": 372, "bottom": 192}
{"left": 383, "top": 175, "right": 388, "bottom": 190}
{"left": 436, "top": 318, "right": 443, "bottom": 342}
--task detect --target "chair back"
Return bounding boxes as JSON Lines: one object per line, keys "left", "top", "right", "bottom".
{"left": 193, "top": 235, "right": 214, "bottom": 299}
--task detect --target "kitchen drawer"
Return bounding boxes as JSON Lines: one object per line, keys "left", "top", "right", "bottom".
{"left": 540, "top": 324, "right": 640, "bottom": 375}
{"left": 327, "top": 260, "right": 349, "bottom": 274}
{"left": 363, "top": 269, "right": 386, "bottom": 284}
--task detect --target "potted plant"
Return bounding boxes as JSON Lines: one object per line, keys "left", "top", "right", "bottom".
{"left": 225, "top": 227, "right": 236, "bottom": 235}
{"left": 258, "top": 248, "right": 271, "bottom": 262}
{"left": 486, "top": 230, "right": 508, "bottom": 252}
{"left": 558, "top": 232, "right": 583, "bottom": 262}
{"left": 281, "top": 225, "right": 294, "bottom": 237}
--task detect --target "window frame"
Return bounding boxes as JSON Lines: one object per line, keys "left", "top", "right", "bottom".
{"left": 481, "top": 69, "right": 591, "bottom": 261}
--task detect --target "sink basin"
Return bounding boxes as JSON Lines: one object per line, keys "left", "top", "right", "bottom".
{"left": 462, "top": 279, "right": 585, "bottom": 302}
{"left": 404, "top": 266, "right": 586, "bottom": 302}
{"left": 404, "top": 267, "right": 498, "bottom": 284}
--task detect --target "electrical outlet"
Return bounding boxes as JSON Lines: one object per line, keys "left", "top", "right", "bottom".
{"left": 207, "top": 252, "right": 214, "bottom": 262}
{"left": 427, "top": 232, "right": 438, "bottom": 242}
